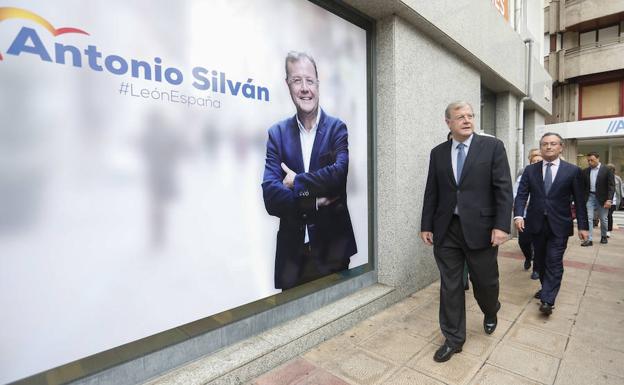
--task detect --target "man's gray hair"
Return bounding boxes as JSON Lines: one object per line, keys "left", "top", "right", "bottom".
{"left": 285, "top": 51, "right": 318, "bottom": 79}
{"left": 540, "top": 132, "right": 564, "bottom": 145}
{"left": 445, "top": 101, "right": 474, "bottom": 119}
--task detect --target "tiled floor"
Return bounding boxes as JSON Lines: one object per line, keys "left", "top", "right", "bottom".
{"left": 250, "top": 226, "right": 624, "bottom": 385}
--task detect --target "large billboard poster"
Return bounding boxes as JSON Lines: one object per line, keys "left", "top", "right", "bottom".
{"left": 0, "top": 1, "right": 369, "bottom": 382}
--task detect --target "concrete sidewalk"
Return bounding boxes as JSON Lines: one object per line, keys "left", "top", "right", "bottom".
{"left": 251, "top": 228, "right": 624, "bottom": 385}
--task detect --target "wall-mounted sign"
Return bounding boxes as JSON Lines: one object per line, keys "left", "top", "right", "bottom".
{"left": 492, "top": 0, "right": 510, "bottom": 21}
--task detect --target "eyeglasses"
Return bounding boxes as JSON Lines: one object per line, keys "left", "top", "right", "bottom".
{"left": 540, "top": 141, "right": 561, "bottom": 147}
{"left": 287, "top": 77, "right": 319, "bottom": 87}
{"left": 452, "top": 113, "right": 475, "bottom": 121}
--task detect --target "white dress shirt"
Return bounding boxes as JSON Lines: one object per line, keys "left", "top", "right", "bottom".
{"left": 589, "top": 162, "right": 601, "bottom": 193}
{"left": 296, "top": 109, "right": 321, "bottom": 243}
{"left": 542, "top": 158, "right": 560, "bottom": 183}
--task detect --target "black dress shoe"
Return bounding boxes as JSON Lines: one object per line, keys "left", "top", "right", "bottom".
{"left": 600, "top": 236, "right": 608, "bottom": 244}
{"left": 433, "top": 343, "right": 462, "bottom": 362}
{"left": 483, "top": 302, "right": 500, "bottom": 334}
{"left": 581, "top": 240, "right": 593, "bottom": 247}
{"left": 534, "top": 290, "right": 541, "bottom": 299}
{"left": 524, "top": 259, "right": 531, "bottom": 270}
{"left": 530, "top": 271, "right": 539, "bottom": 280}
{"left": 539, "top": 302, "right": 553, "bottom": 316}
{"left": 484, "top": 315, "right": 497, "bottom": 334}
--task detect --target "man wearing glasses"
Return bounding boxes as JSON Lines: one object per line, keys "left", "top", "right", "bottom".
{"left": 421, "top": 101, "right": 513, "bottom": 362}
{"left": 262, "top": 51, "right": 356, "bottom": 290}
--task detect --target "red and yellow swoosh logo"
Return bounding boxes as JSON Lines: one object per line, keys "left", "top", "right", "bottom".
{"left": 0, "top": 7, "right": 90, "bottom": 60}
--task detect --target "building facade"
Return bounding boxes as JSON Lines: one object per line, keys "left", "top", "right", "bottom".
{"left": 543, "top": 0, "right": 624, "bottom": 170}
{"left": 7, "top": 1, "right": 552, "bottom": 384}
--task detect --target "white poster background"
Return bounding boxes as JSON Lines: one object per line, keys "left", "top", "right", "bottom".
{"left": 0, "top": 1, "right": 368, "bottom": 382}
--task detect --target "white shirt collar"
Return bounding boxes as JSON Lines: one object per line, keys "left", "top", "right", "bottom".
{"left": 296, "top": 108, "right": 321, "bottom": 134}
{"left": 543, "top": 157, "right": 560, "bottom": 167}
{"left": 452, "top": 133, "right": 474, "bottom": 149}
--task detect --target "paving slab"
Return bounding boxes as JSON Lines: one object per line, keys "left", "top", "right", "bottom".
{"left": 242, "top": 237, "right": 624, "bottom": 385}
{"left": 407, "top": 344, "right": 483, "bottom": 385}
{"left": 358, "top": 324, "right": 429, "bottom": 364}
{"left": 326, "top": 348, "right": 397, "bottom": 385}
{"left": 487, "top": 342, "right": 560, "bottom": 384}
{"left": 517, "top": 303, "right": 575, "bottom": 336}
{"left": 554, "top": 358, "right": 624, "bottom": 385}
{"left": 396, "top": 312, "right": 441, "bottom": 341}
{"left": 382, "top": 367, "right": 446, "bottom": 385}
{"left": 251, "top": 358, "right": 317, "bottom": 385}
{"left": 409, "top": 298, "right": 440, "bottom": 322}
{"left": 563, "top": 336, "right": 624, "bottom": 377}
{"left": 504, "top": 324, "right": 568, "bottom": 358}
{"left": 468, "top": 364, "right": 544, "bottom": 385}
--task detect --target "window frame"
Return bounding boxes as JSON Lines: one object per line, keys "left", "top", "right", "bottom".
{"left": 579, "top": 79, "right": 624, "bottom": 120}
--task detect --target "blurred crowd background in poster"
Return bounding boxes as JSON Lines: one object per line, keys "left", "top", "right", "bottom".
{"left": 0, "top": 0, "right": 368, "bottom": 382}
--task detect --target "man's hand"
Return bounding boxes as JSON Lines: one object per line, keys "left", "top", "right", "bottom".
{"left": 491, "top": 229, "right": 509, "bottom": 247}
{"left": 317, "top": 196, "right": 339, "bottom": 207}
{"left": 420, "top": 231, "right": 433, "bottom": 246}
{"left": 604, "top": 200, "right": 612, "bottom": 209}
{"left": 281, "top": 162, "right": 296, "bottom": 189}
{"left": 514, "top": 218, "right": 525, "bottom": 232}
{"left": 578, "top": 230, "right": 589, "bottom": 241}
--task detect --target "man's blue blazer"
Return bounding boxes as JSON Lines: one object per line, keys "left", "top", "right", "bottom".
{"left": 514, "top": 160, "right": 588, "bottom": 238}
{"left": 262, "top": 109, "right": 357, "bottom": 289}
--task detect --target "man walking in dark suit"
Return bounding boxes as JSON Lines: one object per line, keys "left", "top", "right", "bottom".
{"left": 514, "top": 133, "right": 589, "bottom": 316}
{"left": 421, "top": 101, "right": 513, "bottom": 362}
{"left": 581, "top": 152, "right": 615, "bottom": 246}
{"left": 262, "top": 51, "right": 357, "bottom": 290}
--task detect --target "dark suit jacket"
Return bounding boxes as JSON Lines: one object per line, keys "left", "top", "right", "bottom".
{"left": 421, "top": 134, "right": 513, "bottom": 250}
{"left": 262, "top": 109, "right": 357, "bottom": 288}
{"left": 514, "top": 160, "right": 588, "bottom": 238}
{"left": 582, "top": 164, "right": 615, "bottom": 205}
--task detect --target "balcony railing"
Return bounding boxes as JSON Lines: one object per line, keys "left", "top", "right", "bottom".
{"left": 565, "top": 35, "right": 624, "bottom": 55}
{"left": 564, "top": 0, "right": 624, "bottom": 30}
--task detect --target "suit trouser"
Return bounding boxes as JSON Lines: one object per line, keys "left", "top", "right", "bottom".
{"left": 433, "top": 216, "right": 500, "bottom": 348}
{"left": 518, "top": 229, "right": 532, "bottom": 262}
{"left": 532, "top": 216, "right": 568, "bottom": 305}
{"left": 608, "top": 206, "right": 615, "bottom": 231}
{"left": 586, "top": 194, "right": 608, "bottom": 240}
{"left": 518, "top": 226, "right": 539, "bottom": 274}
{"left": 279, "top": 243, "right": 323, "bottom": 290}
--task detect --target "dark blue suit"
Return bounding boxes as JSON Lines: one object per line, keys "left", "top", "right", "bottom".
{"left": 262, "top": 109, "right": 357, "bottom": 289}
{"left": 514, "top": 159, "right": 588, "bottom": 305}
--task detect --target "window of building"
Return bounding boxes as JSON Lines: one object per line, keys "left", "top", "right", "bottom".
{"left": 580, "top": 80, "right": 623, "bottom": 119}
{"left": 548, "top": 33, "right": 561, "bottom": 53}
{"left": 598, "top": 25, "right": 619, "bottom": 42}
{"left": 579, "top": 30, "right": 596, "bottom": 46}
{"left": 578, "top": 24, "right": 620, "bottom": 47}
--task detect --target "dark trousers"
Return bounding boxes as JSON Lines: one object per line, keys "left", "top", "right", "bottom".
{"left": 433, "top": 216, "right": 500, "bottom": 348}
{"left": 518, "top": 228, "right": 532, "bottom": 261}
{"left": 608, "top": 206, "right": 615, "bottom": 231}
{"left": 532, "top": 217, "right": 568, "bottom": 305}
{"left": 279, "top": 243, "right": 324, "bottom": 290}
{"left": 518, "top": 227, "right": 538, "bottom": 273}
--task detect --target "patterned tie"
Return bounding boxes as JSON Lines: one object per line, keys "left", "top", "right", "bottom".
{"left": 456, "top": 143, "right": 466, "bottom": 183}
{"left": 544, "top": 162, "right": 553, "bottom": 195}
